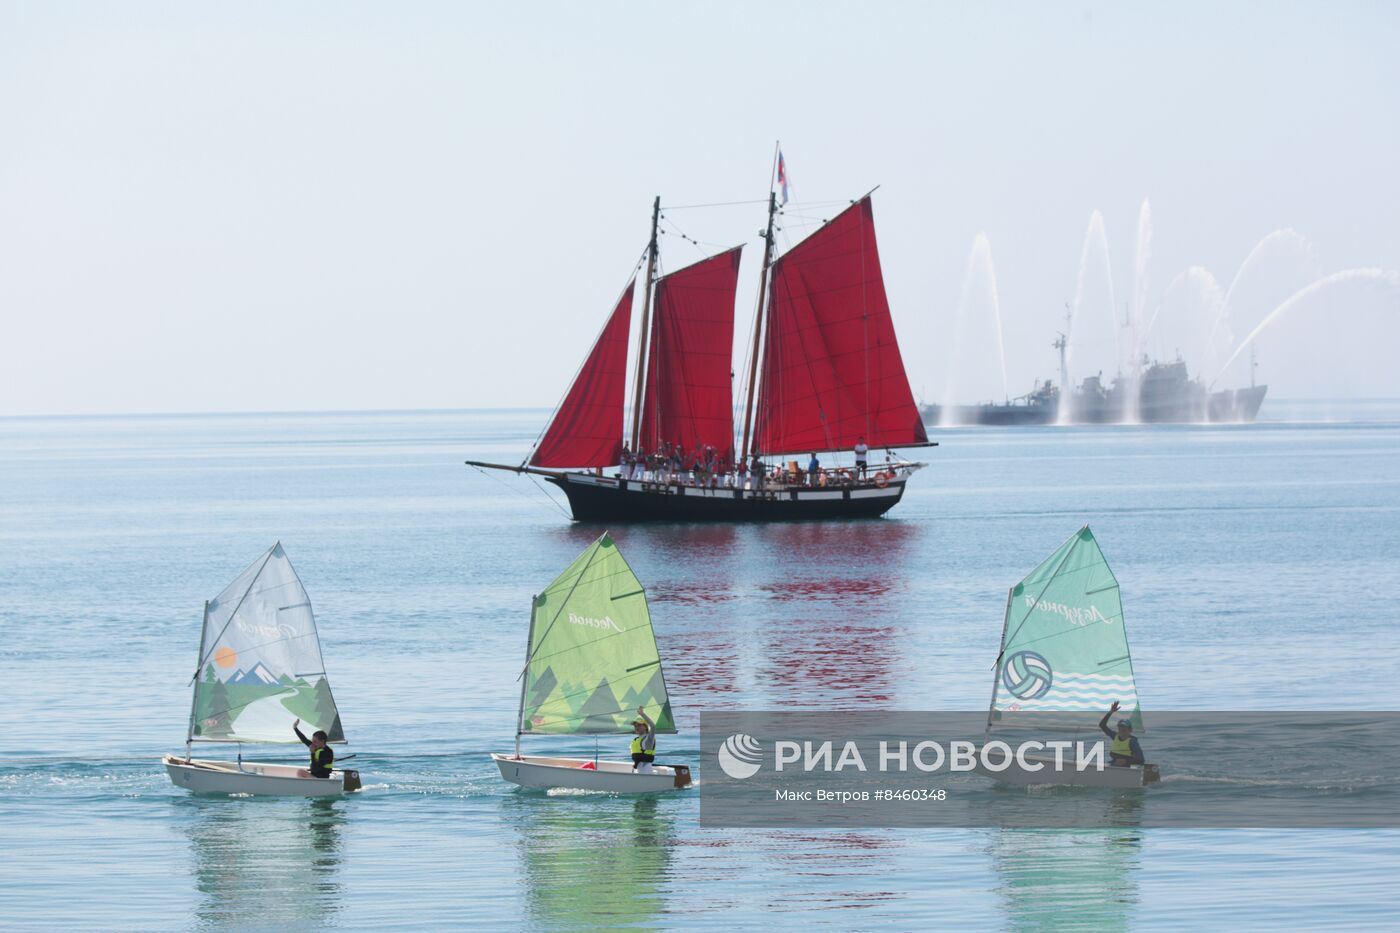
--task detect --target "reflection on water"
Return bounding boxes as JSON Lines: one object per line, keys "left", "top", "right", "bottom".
{"left": 751, "top": 520, "right": 921, "bottom": 570}
{"left": 988, "top": 796, "right": 1144, "bottom": 932}
{"left": 587, "top": 521, "right": 924, "bottom": 708}
{"left": 181, "top": 797, "right": 346, "bottom": 928}
{"left": 506, "top": 794, "right": 676, "bottom": 930}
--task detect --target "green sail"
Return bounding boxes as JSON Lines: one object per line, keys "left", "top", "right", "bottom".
{"left": 520, "top": 533, "right": 676, "bottom": 736}
{"left": 990, "top": 526, "right": 1143, "bottom": 730}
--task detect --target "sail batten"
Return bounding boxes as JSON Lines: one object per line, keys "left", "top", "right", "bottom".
{"left": 519, "top": 533, "right": 676, "bottom": 736}
{"left": 189, "top": 544, "right": 346, "bottom": 745}
{"left": 638, "top": 246, "right": 743, "bottom": 461}
{"left": 989, "top": 527, "right": 1143, "bottom": 732}
{"left": 530, "top": 279, "right": 636, "bottom": 469}
{"left": 755, "top": 196, "right": 928, "bottom": 456}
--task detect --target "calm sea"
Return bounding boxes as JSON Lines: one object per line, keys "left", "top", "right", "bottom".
{"left": 2, "top": 403, "right": 1399, "bottom": 931}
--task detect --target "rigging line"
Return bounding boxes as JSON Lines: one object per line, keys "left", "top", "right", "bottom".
{"left": 469, "top": 464, "right": 569, "bottom": 519}
{"left": 994, "top": 529, "right": 1094, "bottom": 667}
{"left": 192, "top": 547, "right": 278, "bottom": 681}
{"left": 520, "top": 248, "right": 648, "bottom": 467}
{"left": 195, "top": 629, "right": 321, "bottom": 667}
{"left": 522, "top": 610, "right": 652, "bottom": 668}
{"left": 522, "top": 659, "right": 660, "bottom": 706}
{"left": 659, "top": 218, "right": 726, "bottom": 254}
{"left": 524, "top": 471, "right": 573, "bottom": 519}
{"left": 661, "top": 198, "right": 770, "bottom": 210}
{"left": 197, "top": 688, "right": 309, "bottom": 724}
{"left": 519, "top": 539, "right": 608, "bottom": 680}
{"left": 1009, "top": 628, "right": 1134, "bottom": 658}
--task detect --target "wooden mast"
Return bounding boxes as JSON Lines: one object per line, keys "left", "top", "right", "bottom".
{"left": 739, "top": 191, "right": 777, "bottom": 463}
{"left": 629, "top": 196, "right": 661, "bottom": 451}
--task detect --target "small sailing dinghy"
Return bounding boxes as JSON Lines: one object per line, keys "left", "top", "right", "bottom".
{"left": 491, "top": 533, "right": 693, "bottom": 793}
{"left": 977, "top": 527, "right": 1160, "bottom": 788}
{"left": 163, "top": 543, "right": 361, "bottom": 796}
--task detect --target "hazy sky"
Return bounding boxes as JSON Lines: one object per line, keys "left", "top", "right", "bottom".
{"left": 3, "top": 2, "right": 1398, "bottom": 416}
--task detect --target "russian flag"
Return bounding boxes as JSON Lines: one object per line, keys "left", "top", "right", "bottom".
{"left": 777, "top": 151, "right": 790, "bottom": 204}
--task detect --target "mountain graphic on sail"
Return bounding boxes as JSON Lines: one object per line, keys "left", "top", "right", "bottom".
{"left": 519, "top": 533, "right": 676, "bottom": 735}
{"left": 189, "top": 543, "right": 346, "bottom": 744}
{"left": 756, "top": 196, "right": 928, "bottom": 456}
{"left": 638, "top": 246, "right": 743, "bottom": 461}
{"left": 530, "top": 280, "right": 636, "bottom": 469}
{"left": 990, "top": 526, "right": 1143, "bottom": 731}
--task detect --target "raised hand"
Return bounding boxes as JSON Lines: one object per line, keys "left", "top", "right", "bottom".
{"left": 1108, "top": 701, "right": 1120, "bottom": 714}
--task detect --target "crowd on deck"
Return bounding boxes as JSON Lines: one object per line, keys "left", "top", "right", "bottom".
{"left": 615, "top": 438, "right": 884, "bottom": 490}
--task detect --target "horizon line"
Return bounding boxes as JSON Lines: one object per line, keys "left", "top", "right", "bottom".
{"left": 3, "top": 398, "right": 1400, "bottom": 422}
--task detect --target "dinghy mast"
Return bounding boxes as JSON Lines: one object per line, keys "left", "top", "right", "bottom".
{"left": 184, "top": 599, "right": 212, "bottom": 759}
{"left": 515, "top": 595, "right": 537, "bottom": 760}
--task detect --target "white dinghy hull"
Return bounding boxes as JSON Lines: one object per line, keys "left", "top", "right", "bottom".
{"left": 164, "top": 754, "right": 361, "bottom": 797}
{"left": 976, "top": 754, "right": 1160, "bottom": 789}
{"left": 492, "top": 753, "right": 691, "bottom": 793}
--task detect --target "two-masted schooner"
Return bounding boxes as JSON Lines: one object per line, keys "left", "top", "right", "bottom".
{"left": 467, "top": 177, "right": 934, "bottom": 522}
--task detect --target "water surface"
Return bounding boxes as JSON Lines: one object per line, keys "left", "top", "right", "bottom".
{"left": 2, "top": 406, "right": 1398, "bottom": 930}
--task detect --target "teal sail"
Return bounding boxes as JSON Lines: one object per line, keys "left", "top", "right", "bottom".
{"left": 989, "top": 526, "right": 1143, "bottom": 731}
{"left": 188, "top": 543, "right": 345, "bottom": 744}
{"left": 519, "top": 533, "right": 676, "bottom": 736}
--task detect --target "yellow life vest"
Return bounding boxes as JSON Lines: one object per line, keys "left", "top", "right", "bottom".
{"left": 311, "top": 746, "right": 332, "bottom": 770}
{"left": 1110, "top": 735, "right": 1134, "bottom": 759}
{"left": 631, "top": 734, "right": 655, "bottom": 755}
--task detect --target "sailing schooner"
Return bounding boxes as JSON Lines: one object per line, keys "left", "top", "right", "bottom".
{"left": 467, "top": 173, "right": 935, "bottom": 522}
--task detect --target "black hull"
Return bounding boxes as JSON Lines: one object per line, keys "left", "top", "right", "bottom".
{"left": 547, "top": 474, "right": 910, "bottom": 523}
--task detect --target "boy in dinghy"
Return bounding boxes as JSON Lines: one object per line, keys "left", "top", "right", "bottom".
{"left": 293, "top": 718, "right": 335, "bottom": 778}
{"left": 1099, "top": 701, "right": 1144, "bottom": 767}
{"left": 631, "top": 707, "right": 657, "bottom": 773}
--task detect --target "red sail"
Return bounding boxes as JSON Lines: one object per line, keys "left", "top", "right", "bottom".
{"left": 755, "top": 196, "right": 928, "bottom": 456}
{"left": 530, "top": 280, "right": 635, "bottom": 468}
{"left": 638, "top": 246, "right": 743, "bottom": 462}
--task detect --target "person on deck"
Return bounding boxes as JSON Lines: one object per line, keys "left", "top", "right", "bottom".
{"left": 807, "top": 453, "right": 820, "bottom": 487}
{"left": 854, "top": 436, "right": 869, "bottom": 480}
{"left": 631, "top": 707, "right": 657, "bottom": 773}
{"left": 293, "top": 719, "right": 335, "bottom": 778}
{"left": 750, "top": 454, "right": 764, "bottom": 491}
{"left": 1099, "top": 701, "right": 1144, "bottom": 767}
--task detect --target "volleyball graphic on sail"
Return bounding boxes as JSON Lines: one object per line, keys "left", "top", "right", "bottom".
{"left": 1002, "top": 650, "right": 1053, "bottom": 700}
